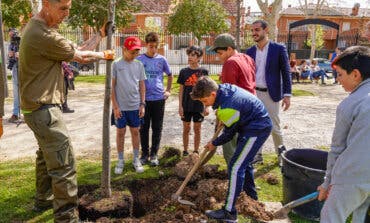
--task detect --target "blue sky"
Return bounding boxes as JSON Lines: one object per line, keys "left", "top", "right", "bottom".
{"left": 244, "top": 0, "right": 369, "bottom": 12}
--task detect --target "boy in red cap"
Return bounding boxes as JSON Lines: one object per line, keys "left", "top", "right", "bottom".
{"left": 111, "top": 36, "right": 147, "bottom": 174}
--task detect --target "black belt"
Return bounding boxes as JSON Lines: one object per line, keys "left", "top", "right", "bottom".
{"left": 255, "top": 87, "right": 268, "bottom": 92}
{"left": 38, "top": 104, "right": 61, "bottom": 110}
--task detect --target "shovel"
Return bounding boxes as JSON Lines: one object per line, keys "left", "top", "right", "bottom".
{"left": 171, "top": 124, "right": 224, "bottom": 206}
{"left": 273, "top": 191, "right": 319, "bottom": 219}
{"left": 201, "top": 122, "right": 224, "bottom": 166}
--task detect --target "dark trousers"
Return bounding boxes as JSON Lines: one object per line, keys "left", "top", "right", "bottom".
{"left": 62, "top": 77, "right": 69, "bottom": 109}
{"left": 291, "top": 72, "right": 300, "bottom": 82}
{"left": 140, "top": 99, "right": 165, "bottom": 157}
{"left": 224, "top": 127, "right": 271, "bottom": 214}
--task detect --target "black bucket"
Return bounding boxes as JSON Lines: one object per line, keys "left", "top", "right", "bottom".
{"left": 281, "top": 148, "right": 328, "bottom": 221}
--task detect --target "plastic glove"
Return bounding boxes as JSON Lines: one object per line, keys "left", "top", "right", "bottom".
{"left": 103, "top": 50, "right": 115, "bottom": 60}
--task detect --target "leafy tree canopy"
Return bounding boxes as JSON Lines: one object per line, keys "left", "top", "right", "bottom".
{"left": 68, "top": 0, "right": 141, "bottom": 31}
{"left": 168, "top": 0, "right": 228, "bottom": 41}
{"left": 1, "top": 0, "right": 32, "bottom": 28}
{"left": 304, "top": 25, "right": 325, "bottom": 50}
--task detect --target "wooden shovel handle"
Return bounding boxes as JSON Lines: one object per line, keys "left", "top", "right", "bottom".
{"left": 174, "top": 148, "right": 208, "bottom": 197}
{"left": 201, "top": 123, "right": 224, "bottom": 166}
{"left": 174, "top": 123, "right": 224, "bottom": 197}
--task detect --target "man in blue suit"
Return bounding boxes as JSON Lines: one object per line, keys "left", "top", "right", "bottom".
{"left": 246, "top": 20, "right": 292, "bottom": 164}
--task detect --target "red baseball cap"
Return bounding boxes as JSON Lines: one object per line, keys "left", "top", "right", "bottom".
{"left": 124, "top": 36, "right": 141, "bottom": 50}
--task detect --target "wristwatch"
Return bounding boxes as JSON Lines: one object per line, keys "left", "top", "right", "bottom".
{"left": 140, "top": 102, "right": 146, "bottom": 106}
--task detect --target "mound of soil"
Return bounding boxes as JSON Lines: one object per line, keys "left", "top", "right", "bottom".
{"left": 174, "top": 153, "right": 201, "bottom": 180}
{"left": 79, "top": 149, "right": 274, "bottom": 222}
{"left": 261, "top": 173, "right": 280, "bottom": 185}
{"left": 79, "top": 190, "right": 133, "bottom": 221}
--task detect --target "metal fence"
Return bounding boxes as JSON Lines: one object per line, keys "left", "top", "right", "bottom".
{"left": 58, "top": 28, "right": 365, "bottom": 75}
{"left": 59, "top": 29, "right": 223, "bottom": 75}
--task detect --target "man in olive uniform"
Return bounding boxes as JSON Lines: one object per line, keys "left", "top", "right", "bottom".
{"left": 19, "top": 0, "right": 114, "bottom": 221}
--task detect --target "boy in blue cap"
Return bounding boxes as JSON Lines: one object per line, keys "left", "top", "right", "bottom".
{"left": 191, "top": 76, "right": 272, "bottom": 222}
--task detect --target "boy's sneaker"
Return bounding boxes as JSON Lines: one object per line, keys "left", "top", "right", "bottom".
{"left": 8, "top": 115, "right": 19, "bottom": 123}
{"left": 205, "top": 208, "right": 238, "bottom": 222}
{"left": 251, "top": 154, "right": 263, "bottom": 165}
{"left": 183, "top": 150, "right": 189, "bottom": 156}
{"left": 114, "top": 159, "right": 124, "bottom": 175}
{"left": 140, "top": 155, "right": 149, "bottom": 165}
{"left": 150, "top": 155, "right": 159, "bottom": 166}
{"left": 133, "top": 158, "right": 144, "bottom": 173}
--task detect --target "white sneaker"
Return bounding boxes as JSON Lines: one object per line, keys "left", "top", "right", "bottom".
{"left": 133, "top": 158, "right": 144, "bottom": 173}
{"left": 150, "top": 155, "right": 159, "bottom": 166}
{"left": 114, "top": 159, "right": 124, "bottom": 174}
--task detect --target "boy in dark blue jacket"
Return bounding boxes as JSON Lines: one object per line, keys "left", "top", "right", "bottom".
{"left": 191, "top": 76, "right": 272, "bottom": 222}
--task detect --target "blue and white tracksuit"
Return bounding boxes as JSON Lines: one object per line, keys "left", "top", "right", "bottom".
{"left": 212, "top": 84, "right": 272, "bottom": 214}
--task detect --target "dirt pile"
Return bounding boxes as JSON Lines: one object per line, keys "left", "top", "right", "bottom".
{"left": 79, "top": 148, "right": 274, "bottom": 222}
{"left": 174, "top": 153, "right": 201, "bottom": 180}
{"left": 261, "top": 173, "right": 279, "bottom": 185}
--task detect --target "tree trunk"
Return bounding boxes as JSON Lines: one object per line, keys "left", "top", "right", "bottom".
{"left": 101, "top": 0, "right": 116, "bottom": 198}
{"left": 310, "top": 25, "right": 317, "bottom": 61}
{"left": 30, "top": 0, "right": 39, "bottom": 16}
{"left": 95, "top": 44, "right": 100, "bottom": 76}
{"left": 256, "top": 0, "right": 282, "bottom": 41}
{"left": 236, "top": 0, "right": 241, "bottom": 51}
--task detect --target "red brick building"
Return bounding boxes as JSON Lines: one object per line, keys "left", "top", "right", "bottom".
{"left": 277, "top": 4, "right": 370, "bottom": 50}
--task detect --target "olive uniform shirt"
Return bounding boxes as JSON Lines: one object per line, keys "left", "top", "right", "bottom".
{"left": 19, "top": 18, "right": 75, "bottom": 112}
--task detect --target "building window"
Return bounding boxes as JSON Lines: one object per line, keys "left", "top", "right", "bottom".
{"left": 145, "top": 17, "right": 162, "bottom": 28}
{"left": 342, "top": 22, "right": 350, "bottom": 31}
{"left": 290, "top": 42, "right": 298, "bottom": 50}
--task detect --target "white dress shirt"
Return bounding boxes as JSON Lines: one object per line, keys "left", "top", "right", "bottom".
{"left": 255, "top": 41, "right": 269, "bottom": 88}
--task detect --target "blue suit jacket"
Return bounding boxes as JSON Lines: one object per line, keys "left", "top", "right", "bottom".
{"left": 246, "top": 42, "right": 292, "bottom": 102}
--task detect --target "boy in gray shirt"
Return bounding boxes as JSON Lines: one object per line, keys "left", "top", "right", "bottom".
{"left": 112, "top": 36, "right": 146, "bottom": 174}
{"left": 318, "top": 46, "right": 370, "bottom": 222}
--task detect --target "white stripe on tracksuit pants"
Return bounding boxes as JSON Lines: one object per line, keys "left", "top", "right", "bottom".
{"left": 224, "top": 131, "right": 270, "bottom": 213}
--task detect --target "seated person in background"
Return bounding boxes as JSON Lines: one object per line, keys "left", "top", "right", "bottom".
{"left": 311, "top": 59, "right": 329, "bottom": 84}
{"left": 290, "top": 60, "right": 300, "bottom": 83}
{"left": 299, "top": 60, "right": 312, "bottom": 81}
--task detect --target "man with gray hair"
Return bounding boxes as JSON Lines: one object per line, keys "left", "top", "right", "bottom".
{"left": 19, "top": 0, "right": 114, "bottom": 221}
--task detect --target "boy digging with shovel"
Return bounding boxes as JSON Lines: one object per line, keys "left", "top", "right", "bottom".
{"left": 191, "top": 76, "right": 272, "bottom": 222}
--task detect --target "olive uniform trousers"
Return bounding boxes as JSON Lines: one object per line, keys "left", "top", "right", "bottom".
{"left": 24, "top": 106, "right": 78, "bottom": 222}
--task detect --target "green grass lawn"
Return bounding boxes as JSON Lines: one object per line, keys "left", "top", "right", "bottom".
{"left": 75, "top": 75, "right": 314, "bottom": 97}
{"left": 0, "top": 154, "right": 320, "bottom": 223}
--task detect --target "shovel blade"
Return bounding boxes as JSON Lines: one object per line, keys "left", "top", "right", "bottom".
{"left": 177, "top": 197, "right": 196, "bottom": 206}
